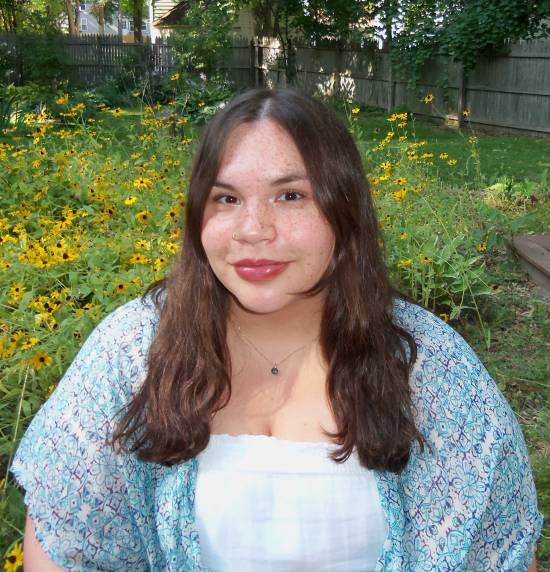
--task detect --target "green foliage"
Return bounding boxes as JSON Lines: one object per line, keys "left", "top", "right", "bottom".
{"left": 387, "top": 0, "right": 550, "bottom": 85}
{"left": 169, "top": 0, "right": 238, "bottom": 76}
{"left": 8, "top": 31, "right": 69, "bottom": 87}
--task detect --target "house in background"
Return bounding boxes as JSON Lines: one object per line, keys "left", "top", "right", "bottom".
{"left": 148, "top": 0, "right": 254, "bottom": 43}
{"left": 69, "top": 2, "right": 151, "bottom": 42}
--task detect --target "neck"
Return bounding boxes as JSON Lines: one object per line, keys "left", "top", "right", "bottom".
{"left": 228, "top": 293, "right": 325, "bottom": 348}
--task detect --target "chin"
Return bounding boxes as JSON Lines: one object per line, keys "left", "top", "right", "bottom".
{"left": 230, "top": 291, "right": 292, "bottom": 315}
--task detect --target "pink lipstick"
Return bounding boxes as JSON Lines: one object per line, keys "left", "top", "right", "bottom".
{"left": 233, "top": 259, "right": 289, "bottom": 282}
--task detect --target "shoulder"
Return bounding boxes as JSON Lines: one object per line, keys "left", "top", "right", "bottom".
{"left": 391, "top": 298, "right": 507, "bottom": 435}
{"left": 92, "top": 294, "right": 160, "bottom": 348}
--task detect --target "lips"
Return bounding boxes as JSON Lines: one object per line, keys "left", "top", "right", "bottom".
{"left": 232, "top": 259, "right": 289, "bottom": 282}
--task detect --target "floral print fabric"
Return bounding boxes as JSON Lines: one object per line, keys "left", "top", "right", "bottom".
{"left": 12, "top": 297, "right": 543, "bottom": 571}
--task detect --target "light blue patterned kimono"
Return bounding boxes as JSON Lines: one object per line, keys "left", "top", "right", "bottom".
{"left": 12, "top": 297, "right": 543, "bottom": 571}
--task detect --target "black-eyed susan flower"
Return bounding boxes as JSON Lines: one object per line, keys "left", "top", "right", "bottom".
{"left": 4, "top": 542, "right": 23, "bottom": 572}
{"left": 124, "top": 195, "right": 138, "bottom": 205}
{"left": 391, "top": 189, "right": 407, "bottom": 202}
{"left": 423, "top": 94, "right": 434, "bottom": 104}
{"left": 21, "top": 337, "right": 39, "bottom": 350}
{"left": 165, "top": 209, "right": 178, "bottom": 223}
{"left": 9, "top": 283, "right": 25, "bottom": 304}
{"left": 129, "top": 253, "right": 150, "bottom": 264}
{"left": 351, "top": 107, "right": 360, "bottom": 114}
{"left": 114, "top": 282, "right": 127, "bottom": 294}
{"left": 133, "top": 177, "right": 152, "bottom": 189}
{"left": 56, "top": 94, "right": 69, "bottom": 105}
{"left": 462, "top": 110, "right": 470, "bottom": 117}
{"left": 439, "top": 313, "right": 449, "bottom": 322}
{"left": 447, "top": 159, "right": 458, "bottom": 166}
{"left": 399, "top": 232, "right": 408, "bottom": 240}
{"left": 439, "top": 152, "right": 449, "bottom": 160}
{"left": 31, "top": 351, "right": 52, "bottom": 369}
{"left": 477, "top": 242, "right": 487, "bottom": 252}
{"left": 170, "top": 72, "right": 180, "bottom": 81}
{"left": 398, "top": 259, "right": 412, "bottom": 268}
{"left": 111, "top": 108, "right": 123, "bottom": 117}
{"left": 135, "top": 210, "right": 151, "bottom": 224}
{"left": 394, "top": 176, "right": 407, "bottom": 185}
{"left": 420, "top": 255, "right": 433, "bottom": 264}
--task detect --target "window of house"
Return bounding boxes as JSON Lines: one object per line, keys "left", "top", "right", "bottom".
{"left": 80, "top": 17, "right": 88, "bottom": 31}
{"left": 141, "top": 22, "right": 147, "bottom": 31}
{"left": 80, "top": 3, "right": 86, "bottom": 11}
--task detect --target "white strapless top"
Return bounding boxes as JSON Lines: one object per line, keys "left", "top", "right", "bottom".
{"left": 195, "top": 434, "right": 388, "bottom": 572}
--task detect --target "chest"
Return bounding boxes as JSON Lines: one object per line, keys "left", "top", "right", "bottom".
{"left": 210, "top": 347, "right": 338, "bottom": 442}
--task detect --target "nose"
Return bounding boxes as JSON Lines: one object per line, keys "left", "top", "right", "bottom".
{"left": 233, "top": 199, "right": 276, "bottom": 243}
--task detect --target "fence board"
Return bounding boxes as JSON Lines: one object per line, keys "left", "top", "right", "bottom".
{"left": 1, "top": 33, "right": 548, "bottom": 134}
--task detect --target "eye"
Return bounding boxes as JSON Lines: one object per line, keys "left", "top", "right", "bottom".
{"left": 278, "top": 190, "right": 304, "bottom": 202}
{"left": 213, "top": 194, "right": 240, "bottom": 205}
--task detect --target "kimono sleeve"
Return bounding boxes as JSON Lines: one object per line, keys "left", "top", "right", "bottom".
{"left": 10, "top": 301, "right": 151, "bottom": 571}
{"left": 397, "top": 302, "right": 543, "bottom": 572}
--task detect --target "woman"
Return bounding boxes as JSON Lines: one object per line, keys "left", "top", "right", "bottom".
{"left": 14, "top": 88, "right": 542, "bottom": 571}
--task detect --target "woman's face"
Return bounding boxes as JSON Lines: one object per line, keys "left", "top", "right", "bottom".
{"left": 201, "top": 119, "right": 335, "bottom": 315}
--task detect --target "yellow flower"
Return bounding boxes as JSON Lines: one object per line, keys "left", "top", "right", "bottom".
{"left": 399, "top": 232, "right": 408, "bottom": 240}
{"left": 4, "top": 542, "right": 23, "bottom": 572}
{"left": 21, "top": 337, "right": 39, "bottom": 350}
{"left": 135, "top": 210, "right": 151, "bottom": 224}
{"left": 56, "top": 94, "right": 69, "bottom": 105}
{"left": 468, "top": 136, "right": 478, "bottom": 144}
{"left": 439, "top": 313, "right": 449, "bottom": 323}
{"left": 134, "top": 239, "right": 149, "bottom": 250}
{"left": 31, "top": 351, "right": 52, "bottom": 369}
{"left": 111, "top": 108, "right": 123, "bottom": 117}
{"left": 462, "top": 109, "right": 470, "bottom": 117}
{"left": 129, "top": 253, "right": 150, "bottom": 264}
{"left": 423, "top": 94, "right": 434, "bottom": 104}
{"left": 398, "top": 259, "right": 412, "bottom": 268}
{"left": 447, "top": 159, "right": 458, "bottom": 166}
{"left": 394, "top": 176, "right": 407, "bottom": 186}
{"left": 170, "top": 72, "right": 180, "bottom": 81}
{"left": 197, "top": 101, "right": 205, "bottom": 107}
{"left": 407, "top": 152, "right": 418, "bottom": 161}
{"left": 124, "top": 195, "right": 138, "bottom": 205}
{"left": 380, "top": 161, "right": 391, "bottom": 171}
{"left": 9, "top": 283, "right": 26, "bottom": 304}
{"left": 131, "top": 91, "right": 141, "bottom": 97}
{"left": 439, "top": 152, "right": 449, "bottom": 160}
{"left": 420, "top": 255, "right": 433, "bottom": 264}
{"left": 165, "top": 242, "right": 179, "bottom": 254}
{"left": 391, "top": 189, "right": 407, "bottom": 202}
{"left": 165, "top": 209, "right": 178, "bottom": 223}
{"left": 477, "top": 242, "right": 487, "bottom": 252}
{"left": 397, "top": 122, "right": 407, "bottom": 128}
{"left": 371, "top": 189, "right": 381, "bottom": 197}
{"left": 133, "top": 177, "right": 152, "bottom": 189}
{"left": 46, "top": 384, "right": 56, "bottom": 397}
{"left": 153, "top": 256, "right": 168, "bottom": 272}
{"left": 114, "top": 282, "right": 127, "bottom": 294}
{"left": 351, "top": 107, "right": 360, "bottom": 114}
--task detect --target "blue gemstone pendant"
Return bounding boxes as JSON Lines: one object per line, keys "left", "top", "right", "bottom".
{"left": 271, "top": 366, "right": 279, "bottom": 375}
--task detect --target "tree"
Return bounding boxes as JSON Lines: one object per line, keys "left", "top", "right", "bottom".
{"left": 122, "top": 0, "right": 145, "bottom": 42}
{"left": 170, "top": 0, "right": 238, "bottom": 75}
{"left": 0, "top": 0, "right": 65, "bottom": 31}
{"left": 384, "top": 0, "right": 550, "bottom": 78}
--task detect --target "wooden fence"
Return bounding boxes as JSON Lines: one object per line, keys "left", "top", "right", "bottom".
{"left": 1, "top": 32, "right": 548, "bottom": 134}
{"left": 230, "top": 37, "right": 550, "bottom": 135}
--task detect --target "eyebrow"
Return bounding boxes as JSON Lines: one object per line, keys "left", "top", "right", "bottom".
{"left": 212, "top": 172, "right": 310, "bottom": 190}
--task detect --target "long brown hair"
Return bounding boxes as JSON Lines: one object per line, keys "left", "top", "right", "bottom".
{"left": 112, "top": 88, "right": 424, "bottom": 472}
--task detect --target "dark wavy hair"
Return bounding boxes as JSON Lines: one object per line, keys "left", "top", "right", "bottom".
{"left": 112, "top": 88, "right": 424, "bottom": 472}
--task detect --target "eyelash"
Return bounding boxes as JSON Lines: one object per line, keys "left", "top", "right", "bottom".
{"left": 213, "top": 191, "right": 305, "bottom": 204}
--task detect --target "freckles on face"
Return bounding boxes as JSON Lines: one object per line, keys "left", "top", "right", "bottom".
{"left": 200, "top": 119, "right": 335, "bottom": 312}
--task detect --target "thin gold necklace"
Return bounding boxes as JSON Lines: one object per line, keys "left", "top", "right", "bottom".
{"left": 231, "top": 321, "right": 318, "bottom": 375}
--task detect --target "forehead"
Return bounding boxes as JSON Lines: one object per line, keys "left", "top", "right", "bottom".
{"left": 217, "top": 119, "right": 306, "bottom": 179}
